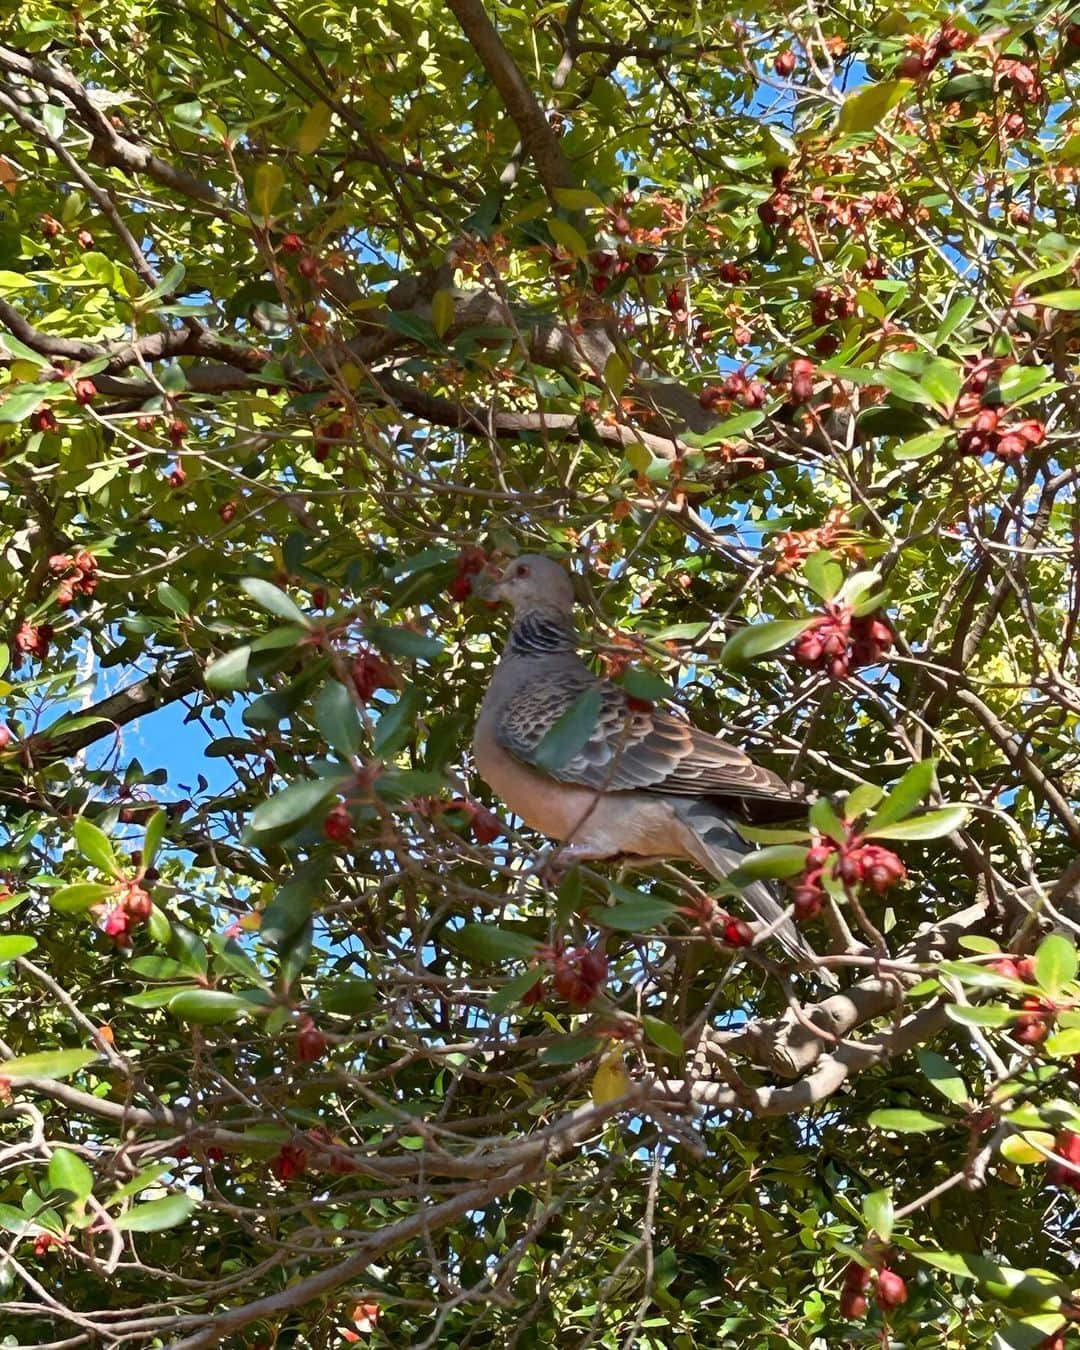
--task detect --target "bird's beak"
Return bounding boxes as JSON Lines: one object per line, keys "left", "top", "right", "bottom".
{"left": 472, "top": 562, "right": 507, "bottom": 603}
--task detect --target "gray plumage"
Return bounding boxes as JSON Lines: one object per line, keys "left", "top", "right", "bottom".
{"left": 473, "top": 554, "right": 820, "bottom": 968}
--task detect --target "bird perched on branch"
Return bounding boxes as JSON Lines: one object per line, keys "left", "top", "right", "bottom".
{"left": 473, "top": 554, "right": 819, "bottom": 967}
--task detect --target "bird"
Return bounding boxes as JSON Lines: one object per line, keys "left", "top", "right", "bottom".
{"left": 472, "top": 553, "right": 821, "bottom": 968}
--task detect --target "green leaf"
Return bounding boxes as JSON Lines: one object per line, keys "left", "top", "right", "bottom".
{"left": 945, "top": 1004, "right": 1018, "bottom": 1028}
{"left": 489, "top": 966, "right": 545, "bottom": 1014}
{"left": 1045, "top": 1028, "right": 1080, "bottom": 1057}
{"left": 240, "top": 577, "right": 310, "bottom": 626}
{"left": 590, "top": 888, "right": 678, "bottom": 931}
{"left": 538, "top": 1034, "right": 602, "bottom": 1065}
{"left": 681, "top": 410, "right": 764, "bottom": 447}
{"left": 204, "top": 646, "right": 252, "bottom": 693}
{"left": 168, "top": 990, "right": 258, "bottom": 1024}
{"left": 124, "top": 985, "right": 202, "bottom": 1008}
{"left": 532, "top": 686, "right": 603, "bottom": 773}
{"left": 366, "top": 623, "right": 442, "bottom": 661}
{"left": 50, "top": 880, "right": 112, "bottom": 915}
{"left": 838, "top": 80, "right": 912, "bottom": 134}
{"left": 868, "top": 1108, "right": 951, "bottom": 1133}
{"left": 2, "top": 1049, "right": 97, "bottom": 1081}
{"left": 261, "top": 861, "right": 329, "bottom": 952}
{"left": 74, "top": 817, "right": 120, "bottom": 875}
{"left": 803, "top": 550, "right": 843, "bottom": 602}
{"left": 114, "top": 1193, "right": 196, "bottom": 1232}
{"left": 893, "top": 426, "right": 951, "bottom": 461}
{"left": 249, "top": 773, "right": 352, "bottom": 833}
{"left": 0, "top": 384, "right": 53, "bottom": 423}
{"left": 865, "top": 761, "right": 937, "bottom": 831}
{"left": 865, "top": 805, "right": 968, "bottom": 840}
{"left": 105, "top": 1164, "right": 173, "bottom": 1206}
{"left": 728, "top": 844, "right": 808, "bottom": 881}
{"left": 642, "top": 1016, "right": 684, "bottom": 1058}
{"left": 447, "top": 923, "right": 539, "bottom": 963}
{"left": 916, "top": 1049, "right": 970, "bottom": 1105}
{"left": 862, "top": 1188, "right": 894, "bottom": 1240}
{"left": 0, "top": 935, "right": 36, "bottom": 963}
{"left": 128, "top": 956, "right": 187, "bottom": 980}
{"left": 320, "top": 978, "right": 377, "bottom": 1015}
{"left": 48, "top": 1149, "right": 93, "bottom": 1202}
{"left": 1036, "top": 290, "right": 1080, "bottom": 310}
{"left": 315, "top": 680, "right": 362, "bottom": 759}
{"left": 809, "top": 798, "right": 845, "bottom": 842}
{"left": 548, "top": 218, "right": 590, "bottom": 261}
{"left": 844, "top": 782, "right": 885, "bottom": 819}
{"left": 143, "top": 809, "right": 166, "bottom": 868}
{"left": 156, "top": 581, "right": 189, "bottom": 614}
{"left": 935, "top": 295, "right": 976, "bottom": 347}
{"left": 1034, "top": 934, "right": 1077, "bottom": 998}
{"left": 719, "top": 618, "right": 815, "bottom": 668}
{"left": 373, "top": 687, "right": 422, "bottom": 756}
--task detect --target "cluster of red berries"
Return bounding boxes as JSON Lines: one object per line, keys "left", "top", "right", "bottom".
{"left": 679, "top": 891, "right": 755, "bottom": 946}
{"left": 699, "top": 371, "right": 767, "bottom": 412}
{"left": 791, "top": 837, "right": 906, "bottom": 922}
{"left": 271, "top": 1127, "right": 359, "bottom": 1182}
{"left": 791, "top": 603, "right": 893, "bottom": 679}
{"left": 717, "top": 260, "right": 750, "bottom": 285}
{"left": 439, "top": 797, "right": 504, "bottom": 846}
{"left": 13, "top": 621, "right": 54, "bottom": 665}
{"left": 990, "top": 956, "right": 1058, "bottom": 1046}
{"left": 997, "top": 58, "right": 1045, "bottom": 105}
{"left": 33, "top": 1233, "right": 64, "bottom": 1258}
{"left": 588, "top": 247, "right": 658, "bottom": 293}
{"left": 99, "top": 881, "right": 153, "bottom": 945}
{"left": 525, "top": 943, "right": 609, "bottom": 1009}
{"left": 350, "top": 649, "right": 398, "bottom": 701}
{"left": 840, "top": 1259, "right": 907, "bottom": 1319}
{"left": 957, "top": 406, "right": 1045, "bottom": 464}
{"left": 49, "top": 551, "right": 98, "bottom": 606}
{"left": 449, "top": 545, "right": 489, "bottom": 602}
{"left": 810, "top": 284, "right": 856, "bottom": 329}
{"left": 897, "top": 22, "right": 972, "bottom": 77}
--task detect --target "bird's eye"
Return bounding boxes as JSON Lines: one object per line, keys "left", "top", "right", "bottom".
{"left": 515, "top": 563, "right": 530, "bottom": 577}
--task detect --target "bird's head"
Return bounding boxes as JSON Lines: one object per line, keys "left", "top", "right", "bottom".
{"left": 482, "top": 554, "right": 575, "bottom": 617}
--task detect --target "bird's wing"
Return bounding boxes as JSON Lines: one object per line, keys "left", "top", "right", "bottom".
{"left": 495, "top": 664, "right": 795, "bottom": 801}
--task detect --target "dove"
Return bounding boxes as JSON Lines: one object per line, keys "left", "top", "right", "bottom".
{"left": 473, "top": 554, "right": 821, "bottom": 967}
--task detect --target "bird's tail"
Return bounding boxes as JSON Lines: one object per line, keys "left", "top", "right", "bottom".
{"left": 671, "top": 797, "right": 837, "bottom": 985}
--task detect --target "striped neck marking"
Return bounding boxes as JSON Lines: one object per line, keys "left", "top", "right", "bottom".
{"left": 508, "top": 609, "right": 577, "bottom": 656}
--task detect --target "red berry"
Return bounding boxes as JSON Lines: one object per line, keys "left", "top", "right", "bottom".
{"left": 612, "top": 214, "right": 631, "bottom": 236}
{"left": 77, "top": 229, "right": 94, "bottom": 249}
{"left": 30, "top": 406, "right": 58, "bottom": 433}
{"left": 298, "top": 254, "right": 319, "bottom": 278}
{"left": 167, "top": 467, "right": 187, "bottom": 489}
{"left": 0, "top": 724, "right": 10, "bottom": 750}
{"left": 40, "top": 213, "right": 62, "bottom": 239}
{"left": 839, "top": 1287, "right": 867, "bottom": 1319}
{"left": 269, "top": 1144, "right": 306, "bottom": 1181}
{"left": 551, "top": 946, "right": 608, "bottom": 1007}
{"left": 296, "top": 1015, "right": 327, "bottom": 1063}
{"left": 280, "top": 232, "right": 304, "bottom": 253}
{"left": 167, "top": 417, "right": 187, "bottom": 445}
{"left": 74, "top": 377, "right": 97, "bottom": 405}
{"left": 721, "top": 915, "right": 755, "bottom": 947}
{"left": 774, "top": 50, "right": 797, "bottom": 77}
{"left": 351, "top": 650, "right": 397, "bottom": 701}
{"left": 875, "top": 1269, "right": 907, "bottom": 1310}
{"left": 635, "top": 251, "right": 659, "bottom": 274}
{"left": 219, "top": 500, "right": 238, "bottom": 523}
{"left": 323, "top": 803, "right": 353, "bottom": 844}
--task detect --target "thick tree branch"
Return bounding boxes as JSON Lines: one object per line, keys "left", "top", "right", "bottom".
{"left": 445, "top": 0, "right": 575, "bottom": 193}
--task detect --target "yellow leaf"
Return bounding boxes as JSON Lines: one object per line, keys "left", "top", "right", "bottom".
{"left": 553, "top": 187, "right": 604, "bottom": 211}
{"left": 999, "top": 1131, "right": 1054, "bottom": 1166}
{"left": 548, "top": 218, "right": 590, "bottom": 262}
{"left": 295, "top": 101, "right": 332, "bottom": 154}
{"left": 252, "top": 162, "right": 285, "bottom": 217}
{"left": 604, "top": 352, "right": 629, "bottom": 397}
{"left": 592, "top": 1053, "right": 630, "bottom": 1107}
{"left": 431, "top": 289, "right": 456, "bottom": 338}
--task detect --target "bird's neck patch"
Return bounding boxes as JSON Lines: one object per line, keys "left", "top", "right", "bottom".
{"left": 508, "top": 610, "right": 577, "bottom": 657}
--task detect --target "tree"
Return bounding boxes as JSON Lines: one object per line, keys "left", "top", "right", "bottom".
{"left": 0, "top": 0, "right": 1078, "bottom": 1344}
